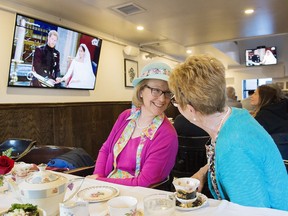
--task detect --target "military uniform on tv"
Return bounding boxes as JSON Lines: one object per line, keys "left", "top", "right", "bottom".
{"left": 251, "top": 54, "right": 260, "bottom": 64}
{"left": 31, "top": 44, "right": 60, "bottom": 87}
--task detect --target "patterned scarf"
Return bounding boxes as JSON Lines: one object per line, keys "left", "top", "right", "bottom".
{"left": 206, "top": 140, "right": 221, "bottom": 199}
{"left": 108, "top": 108, "right": 164, "bottom": 178}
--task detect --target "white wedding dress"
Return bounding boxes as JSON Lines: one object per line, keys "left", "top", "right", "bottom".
{"left": 62, "top": 43, "right": 96, "bottom": 89}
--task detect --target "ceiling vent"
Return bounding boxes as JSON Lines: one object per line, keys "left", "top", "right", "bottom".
{"left": 111, "top": 2, "right": 146, "bottom": 16}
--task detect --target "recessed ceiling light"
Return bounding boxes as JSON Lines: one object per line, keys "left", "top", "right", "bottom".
{"left": 137, "top": 26, "right": 144, "bottom": 31}
{"left": 244, "top": 9, "right": 254, "bottom": 14}
{"left": 186, "top": 49, "right": 192, "bottom": 54}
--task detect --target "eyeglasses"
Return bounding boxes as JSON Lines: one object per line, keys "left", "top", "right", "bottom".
{"left": 145, "top": 85, "right": 174, "bottom": 99}
{"left": 170, "top": 95, "right": 178, "bottom": 107}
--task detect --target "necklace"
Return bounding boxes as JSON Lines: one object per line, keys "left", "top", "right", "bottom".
{"left": 136, "top": 118, "right": 150, "bottom": 129}
{"left": 212, "top": 107, "right": 231, "bottom": 143}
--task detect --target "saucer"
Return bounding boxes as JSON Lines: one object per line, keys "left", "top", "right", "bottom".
{"left": 176, "top": 193, "right": 208, "bottom": 211}
{"left": 77, "top": 185, "right": 119, "bottom": 203}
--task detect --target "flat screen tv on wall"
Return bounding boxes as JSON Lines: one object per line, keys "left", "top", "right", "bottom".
{"left": 245, "top": 46, "right": 277, "bottom": 67}
{"left": 8, "top": 13, "right": 102, "bottom": 90}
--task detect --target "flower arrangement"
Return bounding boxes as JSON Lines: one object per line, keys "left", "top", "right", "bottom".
{"left": 0, "top": 148, "right": 14, "bottom": 186}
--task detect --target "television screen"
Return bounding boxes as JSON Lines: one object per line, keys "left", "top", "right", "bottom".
{"left": 245, "top": 46, "right": 277, "bottom": 67}
{"left": 8, "top": 14, "right": 102, "bottom": 90}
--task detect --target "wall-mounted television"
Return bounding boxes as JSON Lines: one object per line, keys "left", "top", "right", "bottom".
{"left": 245, "top": 46, "right": 277, "bottom": 67}
{"left": 8, "top": 14, "right": 102, "bottom": 90}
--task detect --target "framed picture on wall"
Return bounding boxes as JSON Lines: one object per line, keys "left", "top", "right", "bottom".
{"left": 124, "top": 59, "right": 138, "bottom": 87}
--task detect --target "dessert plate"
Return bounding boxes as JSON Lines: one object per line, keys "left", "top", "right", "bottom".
{"left": 176, "top": 193, "right": 208, "bottom": 211}
{"left": 77, "top": 185, "right": 119, "bottom": 203}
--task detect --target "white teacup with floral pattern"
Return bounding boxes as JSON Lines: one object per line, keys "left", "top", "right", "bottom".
{"left": 173, "top": 177, "right": 200, "bottom": 202}
{"left": 107, "top": 196, "right": 137, "bottom": 216}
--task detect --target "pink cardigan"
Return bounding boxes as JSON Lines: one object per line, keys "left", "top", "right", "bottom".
{"left": 93, "top": 109, "right": 178, "bottom": 187}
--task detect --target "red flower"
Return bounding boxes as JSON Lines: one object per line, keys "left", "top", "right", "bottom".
{"left": 0, "top": 155, "right": 15, "bottom": 175}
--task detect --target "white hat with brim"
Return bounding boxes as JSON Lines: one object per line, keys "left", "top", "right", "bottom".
{"left": 132, "top": 62, "right": 172, "bottom": 87}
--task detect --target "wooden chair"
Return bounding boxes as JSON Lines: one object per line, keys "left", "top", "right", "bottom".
{"left": 171, "top": 135, "right": 210, "bottom": 178}
{"left": 65, "top": 165, "right": 95, "bottom": 176}
{"left": 170, "top": 135, "right": 212, "bottom": 197}
{"left": 0, "top": 138, "right": 36, "bottom": 160}
{"left": 149, "top": 175, "right": 171, "bottom": 191}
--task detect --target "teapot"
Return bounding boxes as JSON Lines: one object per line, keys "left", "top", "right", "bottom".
{"left": 7, "top": 164, "right": 83, "bottom": 216}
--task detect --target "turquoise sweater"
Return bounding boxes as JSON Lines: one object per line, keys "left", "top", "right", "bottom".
{"left": 208, "top": 108, "right": 288, "bottom": 211}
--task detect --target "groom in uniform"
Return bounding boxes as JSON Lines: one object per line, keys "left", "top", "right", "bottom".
{"left": 31, "top": 30, "right": 60, "bottom": 87}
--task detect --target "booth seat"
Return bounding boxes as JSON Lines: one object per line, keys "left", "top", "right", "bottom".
{"left": 17, "top": 145, "right": 76, "bottom": 164}
{"left": 0, "top": 138, "right": 36, "bottom": 160}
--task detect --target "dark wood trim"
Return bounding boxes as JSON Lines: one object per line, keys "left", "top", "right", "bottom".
{"left": 0, "top": 101, "right": 179, "bottom": 160}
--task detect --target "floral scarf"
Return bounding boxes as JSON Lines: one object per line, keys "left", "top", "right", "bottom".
{"left": 108, "top": 108, "right": 164, "bottom": 178}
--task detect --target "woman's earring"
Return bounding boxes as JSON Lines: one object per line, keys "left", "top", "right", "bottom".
{"left": 193, "top": 118, "right": 197, "bottom": 122}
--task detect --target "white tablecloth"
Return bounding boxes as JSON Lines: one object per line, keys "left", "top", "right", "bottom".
{"left": 1, "top": 173, "right": 288, "bottom": 216}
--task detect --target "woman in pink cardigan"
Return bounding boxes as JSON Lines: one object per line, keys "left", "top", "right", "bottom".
{"left": 89, "top": 62, "right": 178, "bottom": 187}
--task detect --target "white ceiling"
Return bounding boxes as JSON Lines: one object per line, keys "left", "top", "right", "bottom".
{"left": 2, "top": 0, "right": 288, "bottom": 66}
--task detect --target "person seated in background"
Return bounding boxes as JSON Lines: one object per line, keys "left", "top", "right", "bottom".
{"left": 226, "top": 86, "right": 242, "bottom": 108}
{"left": 87, "top": 62, "right": 178, "bottom": 187}
{"left": 168, "top": 54, "right": 288, "bottom": 210}
{"left": 173, "top": 114, "right": 208, "bottom": 137}
{"left": 250, "top": 84, "right": 288, "bottom": 134}
{"left": 268, "top": 83, "right": 288, "bottom": 113}
{"left": 241, "top": 90, "right": 256, "bottom": 113}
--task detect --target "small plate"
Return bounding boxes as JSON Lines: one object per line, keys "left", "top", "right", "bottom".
{"left": 77, "top": 186, "right": 120, "bottom": 203}
{"left": 176, "top": 193, "right": 208, "bottom": 211}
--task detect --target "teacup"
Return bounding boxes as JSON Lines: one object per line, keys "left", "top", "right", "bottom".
{"left": 172, "top": 177, "right": 200, "bottom": 202}
{"left": 107, "top": 196, "right": 137, "bottom": 216}
{"left": 12, "top": 162, "right": 32, "bottom": 177}
{"left": 11, "top": 162, "right": 34, "bottom": 183}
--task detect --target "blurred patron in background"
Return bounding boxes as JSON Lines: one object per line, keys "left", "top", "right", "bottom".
{"left": 88, "top": 62, "right": 178, "bottom": 187}
{"left": 226, "top": 86, "right": 242, "bottom": 108}
{"left": 168, "top": 54, "right": 288, "bottom": 210}
{"left": 250, "top": 84, "right": 288, "bottom": 134}
{"left": 241, "top": 90, "right": 256, "bottom": 113}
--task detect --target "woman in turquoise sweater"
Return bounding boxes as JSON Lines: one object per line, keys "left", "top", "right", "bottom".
{"left": 168, "top": 54, "right": 288, "bottom": 211}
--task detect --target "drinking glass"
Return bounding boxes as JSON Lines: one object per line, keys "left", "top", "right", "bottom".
{"left": 144, "top": 193, "right": 175, "bottom": 216}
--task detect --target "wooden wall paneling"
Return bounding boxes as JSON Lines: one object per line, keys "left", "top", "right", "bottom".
{"left": 0, "top": 105, "right": 54, "bottom": 144}
{"left": 0, "top": 101, "right": 178, "bottom": 161}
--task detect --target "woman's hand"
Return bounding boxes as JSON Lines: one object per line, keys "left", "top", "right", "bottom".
{"left": 55, "top": 77, "right": 63, "bottom": 84}
{"left": 191, "top": 164, "right": 208, "bottom": 192}
{"left": 86, "top": 174, "right": 99, "bottom": 180}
